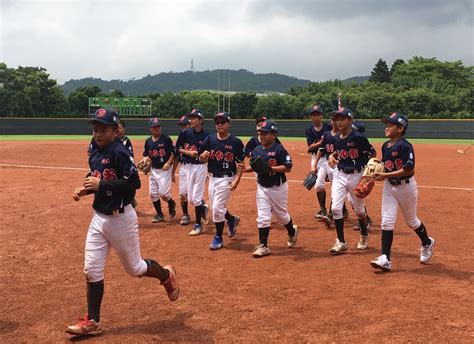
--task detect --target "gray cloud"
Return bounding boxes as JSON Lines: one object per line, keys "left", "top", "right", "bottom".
{"left": 0, "top": 0, "right": 472, "bottom": 84}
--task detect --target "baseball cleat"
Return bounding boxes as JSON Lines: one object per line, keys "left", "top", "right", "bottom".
{"left": 315, "top": 208, "right": 327, "bottom": 219}
{"left": 66, "top": 314, "right": 102, "bottom": 336}
{"left": 202, "top": 203, "right": 210, "bottom": 225}
{"left": 322, "top": 214, "right": 332, "bottom": 228}
{"left": 180, "top": 214, "right": 191, "bottom": 225}
{"left": 168, "top": 199, "right": 177, "bottom": 219}
{"left": 152, "top": 214, "right": 165, "bottom": 223}
{"left": 329, "top": 239, "right": 348, "bottom": 254}
{"left": 357, "top": 235, "right": 369, "bottom": 250}
{"left": 355, "top": 217, "right": 372, "bottom": 231}
{"left": 227, "top": 215, "right": 240, "bottom": 238}
{"left": 370, "top": 254, "right": 392, "bottom": 272}
{"left": 161, "top": 265, "right": 180, "bottom": 301}
{"left": 209, "top": 235, "right": 224, "bottom": 250}
{"left": 253, "top": 244, "right": 271, "bottom": 258}
{"left": 189, "top": 223, "right": 203, "bottom": 236}
{"left": 420, "top": 237, "right": 435, "bottom": 264}
{"left": 287, "top": 225, "right": 298, "bottom": 248}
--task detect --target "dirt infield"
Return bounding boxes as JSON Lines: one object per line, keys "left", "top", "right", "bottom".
{"left": 1, "top": 140, "right": 473, "bottom": 343}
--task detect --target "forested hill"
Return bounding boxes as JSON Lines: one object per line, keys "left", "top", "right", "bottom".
{"left": 61, "top": 69, "right": 312, "bottom": 95}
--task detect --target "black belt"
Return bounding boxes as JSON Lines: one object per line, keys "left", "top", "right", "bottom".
{"left": 388, "top": 177, "right": 412, "bottom": 186}
{"left": 210, "top": 172, "right": 234, "bottom": 178}
{"left": 99, "top": 207, "right": 125, "bottom": 216}
{"left": 258, "top": 176, "right": 287, "bottom": 188}
{"left": 338, "top": 168, "right": 362, "bottom": 174}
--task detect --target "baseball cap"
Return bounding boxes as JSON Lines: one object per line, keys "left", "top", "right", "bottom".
{"left": 310, "top": 105, "right": 323, "bottom": 114}
{"left": 90, "top": 108, "right": 120, "bottom": 126}
{"left": 256, "top": 116, "right": 267, "bottom": 124}
{"left": 332, "top": 107, "right": 354, "bottom": 119}
{"left": 188, "top": 108, "right": 204, "bottom": 119}
{"left": 214, "top": 112, "right": 231, "bottom": 123}
{"left": 178, "top": 115, "right": 190, "bottom": 126}
{"left": 149, "top": 117, "right": 161, "bottom": 127}
{"left": 257, "top": 119, "right": 278, "bottom": 132}
{"left": 352, "top": 121, "right": 366, "bottom": 133}
{"left": 381, "top": 112, "right": 408, "bottom": 128}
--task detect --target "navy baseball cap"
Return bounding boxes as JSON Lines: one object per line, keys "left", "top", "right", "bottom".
{"left": 188, "top": 108, "right": 204, "bottom": 119}
{"left": 352, "top": 121, "right": 366, "bottom": 133}
{"left": 256, "top": 116, "right": 267, "bottom": 124}
{"left": 332, "top": 107, "right": 354, "bottom": 119}
{"left": 178, "top": 115, "right": 190, "bottom": 126}
{"left": 149, "top": 117, "right": 161, "bottom": 127}
{"left": 257, "top": 119, "right": 278, "bottom": 132}
{"left": 381, "top": 112, "right": 408, "bottom": 128}
{"left": 310, "top": 105, "right": 323, "bottom": 114}
{"left": 214, "top": 112, "right": 231, "bottom": 123}
{"left": 90, "top": 108, "right": 120, "bottom": 126}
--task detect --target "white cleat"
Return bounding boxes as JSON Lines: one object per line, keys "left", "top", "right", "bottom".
{"left": 420, "top": 237, "right": 435, "bottom": 264}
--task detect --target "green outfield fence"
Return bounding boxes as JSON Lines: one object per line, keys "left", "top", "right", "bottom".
{"left": 0, "top": 118, "right": 472, "bottom": 139}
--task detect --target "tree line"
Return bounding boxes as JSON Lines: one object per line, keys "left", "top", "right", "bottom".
{"left": 0, "top": 57, "right": 472, "bottom": 119}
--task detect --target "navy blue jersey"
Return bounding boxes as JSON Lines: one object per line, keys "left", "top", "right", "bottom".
{"left": 381, "top": 138, "right": 415, "bottom": 177}
{"left": 175, "top": 128, "right": 210, "bottom": 165}
{"left": 143, "top": 134, "right": 174, "bottom": 169}
{"left": 89, "top": 140, "right": 140, "bottom": 215}
{"left": 244, "top": 136, "right": 281, "bottom": 157}
{"left": 305, "top": 123, "right": 332, "bottom": 146}
{"left": 334, "top": 130, "right": 373, "bottom": 171}
{"left": 251, "top": 143, "right": 292, "bottom": 187}
{"left": 318, "top": 130, "right": 338, "bottom": 159}
{"left": 199, "top": 134, "right": 245, "bottom": 176}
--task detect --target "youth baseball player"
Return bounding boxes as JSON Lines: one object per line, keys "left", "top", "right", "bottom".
{"left": 327, "top": 108, "right": 372, "bottom": 254}
{"left": 199, "top": 112, "right": 244, "bottom": 250}
{"left": 66, "top": 108, "right": 179, "bottom": 337}
{"left": 244, "top": 116, "right": 281, "bottom": 158}
{"left": 172, "top": 115, "right": 192, "bottom": 225}
{"left": 175, "top": 109, "right": 210, "bottom": 235}
{"left": 141, "top": 118, "right": 177, "bottom": 223}
{"left": 305, "top": 105, "right": 332, "bottom": 219}
{"left": 243, "top": 119, "right": 298, "bottom": 258}
{"left": 370, "top": 112, "right": 435, "bottom": 271}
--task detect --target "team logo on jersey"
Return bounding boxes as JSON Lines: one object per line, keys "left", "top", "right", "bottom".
{"left": 224, "top": 144, "right": 233, "bottom": 150}
{"left": 149, "top": 149, "right": 159, "bottom": 158}
{"left": 391, "top": 151, "right": 398, "bottom": 157}
{"left": 409, "top": 153, "right": 413, "bottom": 159}
{"left": 286, "top": 155, "right": 291, "bottom": 161}
{"left": 348, "top": 149, "right": 359, "bottom": 159}
{"left": 101, "top": 158, "right": 111, "bottom": 165}
{"left": 268, "top": 158, "right": 277, "bottom": 167}
{"left": 97, "top": 108, "right": 107, "bottom": 117}
{"left": 384, "top": 160, "right": 394, "bottom": 171}
{"left": 395, "top": 159, "right": 403, "bottom": 170}
{"left": 267, "top": 151, "right": 276, "bottom": 156}
{"left": 159, "top": 148, "right": 166, "bottom": 157}
{"left": 338, "top": 149, "right": 349, "bottom": 159}
{"left": 224, "top": 152, "right": 234, "bottom": 162}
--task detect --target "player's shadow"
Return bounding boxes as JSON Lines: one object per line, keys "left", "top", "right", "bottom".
{"left": 394, "top": 262, "right": 472, "bottom": 281}
{"left": 69, "top": 312, "right": 214, "bottom": 342}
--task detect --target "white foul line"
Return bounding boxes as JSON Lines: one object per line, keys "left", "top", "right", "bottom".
{"left": 1, "top": 163, "right": 473, "bottom": 192}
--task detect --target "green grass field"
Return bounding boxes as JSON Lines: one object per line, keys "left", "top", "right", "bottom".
{"left": 0, "top": 135, "right": 472, "bottom": 144}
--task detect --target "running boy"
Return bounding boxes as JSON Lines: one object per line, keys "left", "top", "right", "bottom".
{"left": 327, "top": 108, "right": 372, "bottom": 254}
{"left": 175, "top": 109, "right": 210, "bottom": 235}
{"left": 199, "top": 112, "right": 244, "bottom": 250}
{"left": 66, "top": 108, "right": 179, "bottom": 337}
{"left": 243, "top": 119, "right": 298, "bottom": 258}
{"left": 370, "top": 112, "right": 435, "bottom": 272}
{"left": 141, "top": 117, "right": 177, "bottom": 223}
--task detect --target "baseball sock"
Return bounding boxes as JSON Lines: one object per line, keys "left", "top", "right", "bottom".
{"left": 167, "top": 198, "right": 176, "bottom": 212}
{"left": 181, "top": 201, "right": 188, "bottom": 216}
{"left": 343, "top": 202, "right": 348, "bottom": 214}
{"left": 215, "top": 221, "right": 225, "bottom": 237}
{"left": 414, "top": 223, "right": 431, "bottom": 246}
{"left": 284, "top": 218, "right": 296, "bottom": 237}
{"left": 316, "top": 190, "right": 326, "bottom": 210}
{"left": 195, "top": 205, "right": 203, "bottom": 225}
{"left": 258, "top": 227, "right": 270, "bottom": 247}
{"left": 153, "top": 200, "right": 164, "bottom": 217}
{"left": 358, "top": 218, "right": 368, "bottom": 236}
{"left": 224, "top": 211, "right": 234, "bottom": 222}
{"left": 334, "top": 218, "right": 345, "bottom": 243}
{"left": 144, "top": 259, "right": 170, "bottom": 282}
{"left": 87, "top": 280, "right": 104, "bottom": 323}
{"left": 381, "top": 230, "right": 393, "bottom": 260}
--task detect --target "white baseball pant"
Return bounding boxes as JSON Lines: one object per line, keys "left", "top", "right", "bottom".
{"left": 208, "top": 176, "right": 234, "bottom": 223}
{"left": 331, "top": 170, "right": 366, "bottom": 220}
{"left": 381, "top": 177, "right": 421, "bottom": 231}
{"left": 315, "top": 157, "right": 332, "bottom": 191}
{"left": 84, "top": 205, "right": 148, "bottom": 283}
{"left": 179, "top": 164, "right": 187, "bottom": 198}
{"left": 256, "top": 182, "right": 291, "bottom": 228}
{"left": 149, "top": 167, "right": 172, "bottom": 202}
{"left": 185, "top": 163, "right": 207, "bottom": 206}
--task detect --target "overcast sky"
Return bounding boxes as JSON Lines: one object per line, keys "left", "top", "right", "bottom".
{"left": 1, "top": 0, "right": 472, "bottom": 84}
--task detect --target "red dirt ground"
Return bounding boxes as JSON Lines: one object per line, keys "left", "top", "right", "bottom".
{"left": 0, "top": 140, "right": 473, "bottom": 343}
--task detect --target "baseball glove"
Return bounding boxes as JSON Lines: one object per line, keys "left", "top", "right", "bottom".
{"left": 303, "top": 172, "right": 317, "bottom": 190}
{"left": 137, "top": 158, "right": 152, "bottom": 174}
{"left": 353, "top": 158, "right": 385, "bottom": 198}
{"left": 249, "top": 156, "right": 272, "bottom": 174}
